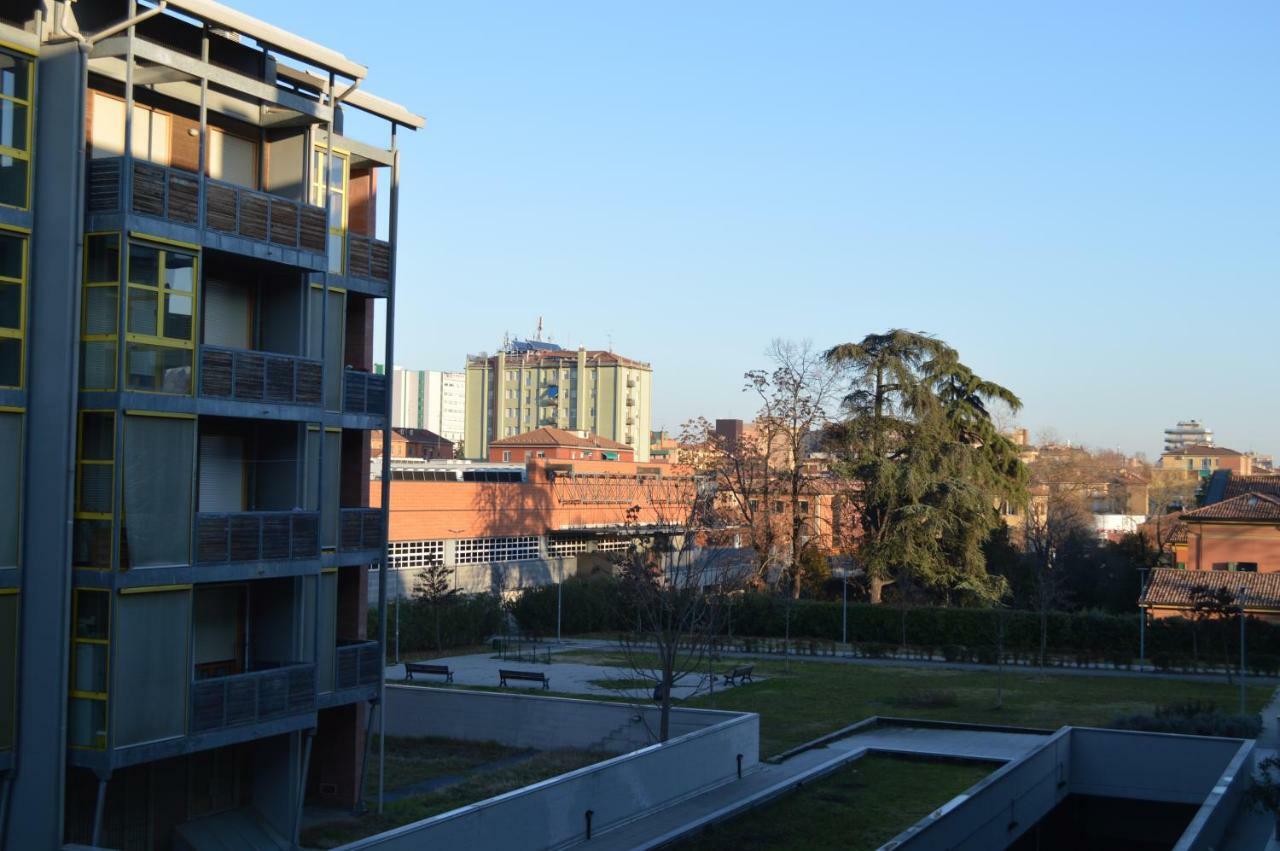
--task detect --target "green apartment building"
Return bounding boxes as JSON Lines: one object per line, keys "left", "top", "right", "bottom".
{"left": 464, "top": 340, "right": 653, "bottom": 462}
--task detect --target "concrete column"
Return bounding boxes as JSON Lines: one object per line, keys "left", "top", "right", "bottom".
{"left": 9, "top": 42, "right": 88, "bottom": 851}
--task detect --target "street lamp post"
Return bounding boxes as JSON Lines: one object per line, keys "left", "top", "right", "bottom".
{"left": 1239, "top": 585, "right": 1247, "bottom": 715}
{"left": 1138, "top": 568, "right": 1149, "bottom": 673}
{"left": 842, "top": 571, "right": 848, "bottom": 647}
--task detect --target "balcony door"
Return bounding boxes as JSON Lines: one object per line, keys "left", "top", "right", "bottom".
{"left": 199, "top": 434, "right": 245, "bottom": 513}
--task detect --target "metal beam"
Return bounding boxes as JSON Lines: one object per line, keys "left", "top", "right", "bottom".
{"left": 91, "top": 36, "right": 331, "bottom": 123}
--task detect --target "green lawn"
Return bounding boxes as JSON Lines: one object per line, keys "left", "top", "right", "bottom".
{"left": 561, "top": 649, "right": 1276, "bottom": 757}
{"left": 303, "top": 748, "right": 602, "bottom": 849}
{"left": 361, "top": 735, "right": 521, "bottom": 794}
{"left": 674, "top": 754, "right": 992, "bottom": 851}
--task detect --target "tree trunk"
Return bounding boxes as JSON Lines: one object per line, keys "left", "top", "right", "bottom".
{"left": 869, "top": 576, "right": 891, "bottom": 605}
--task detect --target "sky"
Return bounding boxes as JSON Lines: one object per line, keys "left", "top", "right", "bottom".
{"left": 270, "top": 1, "right": 1279, "bottom": 459}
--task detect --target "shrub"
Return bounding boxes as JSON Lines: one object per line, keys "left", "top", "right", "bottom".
{"left": 369, "top": 593, "right": 504, "bottom": 654}
{"left": 1109, "top": 700, "right": 1262, "bottom": 739}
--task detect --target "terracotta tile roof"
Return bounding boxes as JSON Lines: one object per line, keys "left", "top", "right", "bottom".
{"left": 1141, "top": 568, "right": 1280, "bottom": 612}
{"left": 1181, "top": 492, "right": 1280, "bottom": 523}
{"left": 1221, "top": 474, "right": 1280, "bottom": 501}
{"left": 1161, "top": 444, "right": 1244, "bottom": 458}
{"left": 491, "top": 427, "right": 632, "bottom": 452}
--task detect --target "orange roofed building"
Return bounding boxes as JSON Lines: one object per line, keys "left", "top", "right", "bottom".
{"left": 1141, "top": 472, "right": 1280, "bottom": 620}
{"left": 488, "top": 427, "right": 635, "bottom": 463}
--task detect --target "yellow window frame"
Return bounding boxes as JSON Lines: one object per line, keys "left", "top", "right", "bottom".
{"left": 0, "top": 227, "right": 27, "bottom": 389}
{"left": 0, "top": 46, "right": 33, "bottom": 211}
{"left": 123, "top": 237, "right": 199, "bottom": 395}
{"left": 69, "top": 588, "right": 111, "bottom": 749}
{"left": 124, "top": 239, "right": 199, "bottom": 348}
{"left": 81, "top": 232, "right": 122, "bottom": 391}
{"left": 311, "top": 147, "right": 349, "bottom": 274}
{"left": 75, "top": 409, "right": 115, "bottom": 524}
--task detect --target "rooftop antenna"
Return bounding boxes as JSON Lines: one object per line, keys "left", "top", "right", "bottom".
{"left": 535, "top": 316, "right": 543, "bottom": 342}
{"left": 607, "top": 332, "right": 613, "bottom": 352}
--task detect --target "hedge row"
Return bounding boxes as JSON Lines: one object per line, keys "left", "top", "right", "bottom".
{"left": 508, "top": 576, "right": 1280, "bottom": 660}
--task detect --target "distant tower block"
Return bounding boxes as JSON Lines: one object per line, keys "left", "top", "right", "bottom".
{"left": 1164, "top": 420, "right": 1213, "bottom": 453}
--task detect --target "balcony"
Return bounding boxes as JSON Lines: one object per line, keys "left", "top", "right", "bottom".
{"left": 86, "top": 158, "right": 327, "bottom": 258}
{"left": 346, "top": 234, "right": 392, "bottom": 284}
{"left": 343, "top": 369, "right": 388, "bottom": 416}
{"left": 199, "top": 345, "right": 323, "bottom": 407}
{"left": 196, "top": 511, "right": 320, "bottom": 565}
{"left": 340, "top": 508, "right": 384, "bottom": 552}
{"left": 335, "top": 640, "right": 382, "bottom": 690}
{"left": 190, "top": 663, "right": 316, "bottom": 733}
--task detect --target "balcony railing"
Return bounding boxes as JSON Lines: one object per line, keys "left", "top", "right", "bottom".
{"left": 335, "top": 640, "right": 382, "bottom": 690}
{"left": 343, "top": 369, "right": 387, "bottom": 416}
{"left": 200, "top": 345, "right": 323, "bottom": 407}
{"left": 86, "top": 158, "right": 327, "bottom": 255}
{"left": 196, "top": 511, "right": 320, "bottom": 564}
{"left": 346, "top": 233, "right": 392, "bottom": 283}
{"left": 190, "top": 662, "right": 316, "bottom": 733}
{"left": 340, "top": 508, "right": 385, "bottom": 552}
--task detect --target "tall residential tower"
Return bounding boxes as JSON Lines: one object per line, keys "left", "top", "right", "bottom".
{"left": 464, "top": 340, "right": 653, "bottom": 462}
{"left": 0, "top": 2, "right": 422, "bottom": 847}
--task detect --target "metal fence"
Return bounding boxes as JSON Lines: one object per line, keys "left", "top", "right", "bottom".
{"left": 190, "top": 662, "right": 316, "bottom": 733}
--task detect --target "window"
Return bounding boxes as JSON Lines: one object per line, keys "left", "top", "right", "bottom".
{"left": 0, "top": 49, "right": 33, "bottom": 209}
{"left": 310, "top": 148, "right": 348, "bottom": 274}
{"left": 81, "top": 233, "right": 120, "bottom": 390}
{"left": 74, "top": 411, "right": 115, "bottom": 569}
{"left": 125, "top": 241, "right": 197, "bottom": 393}
{"left": 121, "top": 414, "right": 194, "bottom": 568}
{"left": 502, "top": 450, "right": 511, "bottom": 461}
{"left": 388, "top": 540, "right": 446, "bottom": 569}
{"left": 68, "top": 590, "right": 110, "bottom": 749}
{"left": 454, "top": 536, "right": 539, "bottom": 564}
{"left": 321, "top": 428, "right": 340, "bottom": 549}
{"left": 206, "top": 128, "right": 257, "bottom": 189}
{"left": 0, "top": 230, "right": 24, "bottom": 387}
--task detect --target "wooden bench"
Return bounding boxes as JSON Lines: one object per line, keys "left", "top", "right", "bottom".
{"left": 404, "top": 662, "right": 453, "bottom": 683}
{"left": 721, "top": 664, "right": 754, "bottom": 686}
{"left": 499, "top": 669, "right": 550, "bottom": 690}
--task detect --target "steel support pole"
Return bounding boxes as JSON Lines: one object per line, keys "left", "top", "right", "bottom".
{"left": 90, "top": 777, "right": 108, "bottom": 848}
{"left": 376, "top": 123, "right": 401, "bottom": 817}
{"left": 556, "top": 561, "right": 563, "bottom": 644}
{"left": 1138, "top": 568, "right": 1148, "bottom": 672}
{"left": 292, "top": 730, "right": 314, "bottom": 848}
{"left": 1240, "top": 598, "right": 1247, "bottom": 716}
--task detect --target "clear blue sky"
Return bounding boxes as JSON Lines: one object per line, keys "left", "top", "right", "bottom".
{"left": 273, "top": 1, "right": 1278, "bottom": 459}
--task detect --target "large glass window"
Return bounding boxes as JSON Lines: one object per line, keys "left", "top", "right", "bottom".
{"left": 310, "top": 149, "right": 348, "bottom": 274}
{"left": 125, "top": 242, "right": 197, "bottom": 393}
{"left": 0, "top": 49, "right": 32, "bottom": 210}
{"left": 0, "top": 230, "right": 26, "bottom": 388}
{"left": 121, "top": 414, "right": 194, "bottom": 568}
{"left": 68, "top": 590, "right": 110, "bottom": 749}
{"left": 81, "top": 233, "right": 120, "bottom": 390}
{"left": 73, "top": 412, "right": 115, "bottom": 569}
{"left": 323, "top": 289, "right": 344, "bottom": 411}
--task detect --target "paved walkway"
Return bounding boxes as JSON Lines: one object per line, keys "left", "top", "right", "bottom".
{"left": 386, "top": 643, "right": 752, "bottom": 701}
{"left": 580, "top": 725, "right": 1045, "bottom": 850}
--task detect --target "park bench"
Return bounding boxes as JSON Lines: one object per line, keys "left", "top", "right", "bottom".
{"left": 721, "top": 664, "right": 754, "bottom": 686}
{"left": 499, "top": 669, "right": 550, "bottom": 690}
{"left": 404, "top": 662, "right": 453, "bottom": 683}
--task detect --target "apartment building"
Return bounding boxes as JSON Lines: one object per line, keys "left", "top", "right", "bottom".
{"left": 389, "top": 367, "right": 464, "bottom": 446}
{"left": 0, "top": 2, "right": 421, "bottom": 848}
{"left": 1160, "top": 444, "right": 1253, "bottom": 479}
{"left": 464, "top": 339, "right": 653, "bottom": 462}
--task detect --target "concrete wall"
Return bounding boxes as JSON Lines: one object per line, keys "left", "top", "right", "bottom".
{"left": 351, "top": 688, "right": 759, "bottom": 850}
{"left": 1067, "top": 727, "right": 1245, "bottom": 804}
{"left": 885, "top": 727, "right": 1253, "bottom": 851}
{"left": 371, "top": 556, "right": 577, "bottom": 601}
{"left": 377, "top": 686, "right": 747, "bottom": 754}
